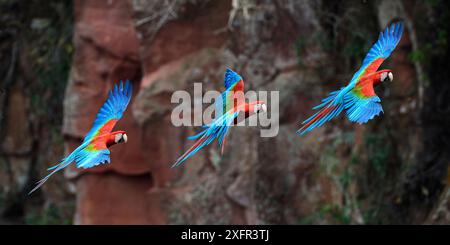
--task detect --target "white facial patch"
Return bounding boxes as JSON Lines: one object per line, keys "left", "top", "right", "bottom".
{"left": 114, "top": 133, "right": 122, "bottom": 143}
{"left": 381, "top": 72, "right": 388, "bottom": 82}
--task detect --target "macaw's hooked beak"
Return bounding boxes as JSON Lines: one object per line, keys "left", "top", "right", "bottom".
{"left": 114, "top": 133, "right": 128, "bottom": 144}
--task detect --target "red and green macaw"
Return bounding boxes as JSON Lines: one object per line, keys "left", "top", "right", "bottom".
{"left": 29, "top": 81, "right": 133, "bottom": 194}
{"left": 297, "top": 22, "right": 404, "bottom": 135}
{"left": 172, "top": 68, "right": 267, "bottom": 167}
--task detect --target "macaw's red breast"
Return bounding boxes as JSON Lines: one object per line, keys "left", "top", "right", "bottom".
{"left": 84, "top": 119, "right": 119, "bottom": 151}
{"left": 356, "top": 68, "right": 392, "bottom": 98}
{"left": 355, "top": 77, "right": 377, "bottom": 98}
{"left": 360, "top": 84, "right": 376, "bottom": 97}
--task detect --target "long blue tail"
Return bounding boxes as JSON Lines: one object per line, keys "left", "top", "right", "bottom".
{"left": 172, "top": 111, "right": 239, "bottom": 168}
{"left": 297, "top": 88, "right": 345, "bottom": 136}
{"left": 28, "top": 142, "right": 88, "bottom": 195}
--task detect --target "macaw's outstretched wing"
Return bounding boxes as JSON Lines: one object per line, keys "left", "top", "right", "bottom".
{"left": 172, "top": 111, "right": 239, "bottom": 168}
{"left": 352, "top": 22, "right": 404, "bottom": 82}
{"left": 82, "top": 80, "right": 133, "bottom": 143}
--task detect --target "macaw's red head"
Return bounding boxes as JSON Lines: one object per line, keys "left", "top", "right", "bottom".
{"left": 242, "top": 100, "right": 267, "bottom": 118}
{"left": 379, "top": 69, "right": 394, "bottom": 83}
{"left": 234, "top": 100, "right": 267, "bottom": 124}
{"left": 107, "top": 131, "right": 127, "bottom": 147}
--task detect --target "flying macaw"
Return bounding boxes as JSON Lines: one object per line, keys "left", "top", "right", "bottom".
{"left": 297, "top": 22, "right": 404, "bottom": 136}
{"left": 172, "top": 68, "right": 267, "bottom": 168}
{"left": 29, "top": 80, "right": 133, "bottom": 194}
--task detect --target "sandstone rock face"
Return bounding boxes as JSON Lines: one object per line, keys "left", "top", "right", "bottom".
{"left": 64, "top": 0, "right": 448, "bottom": 224}
{"left": 2, "top": 86, "right": 32, "bottom": 192}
